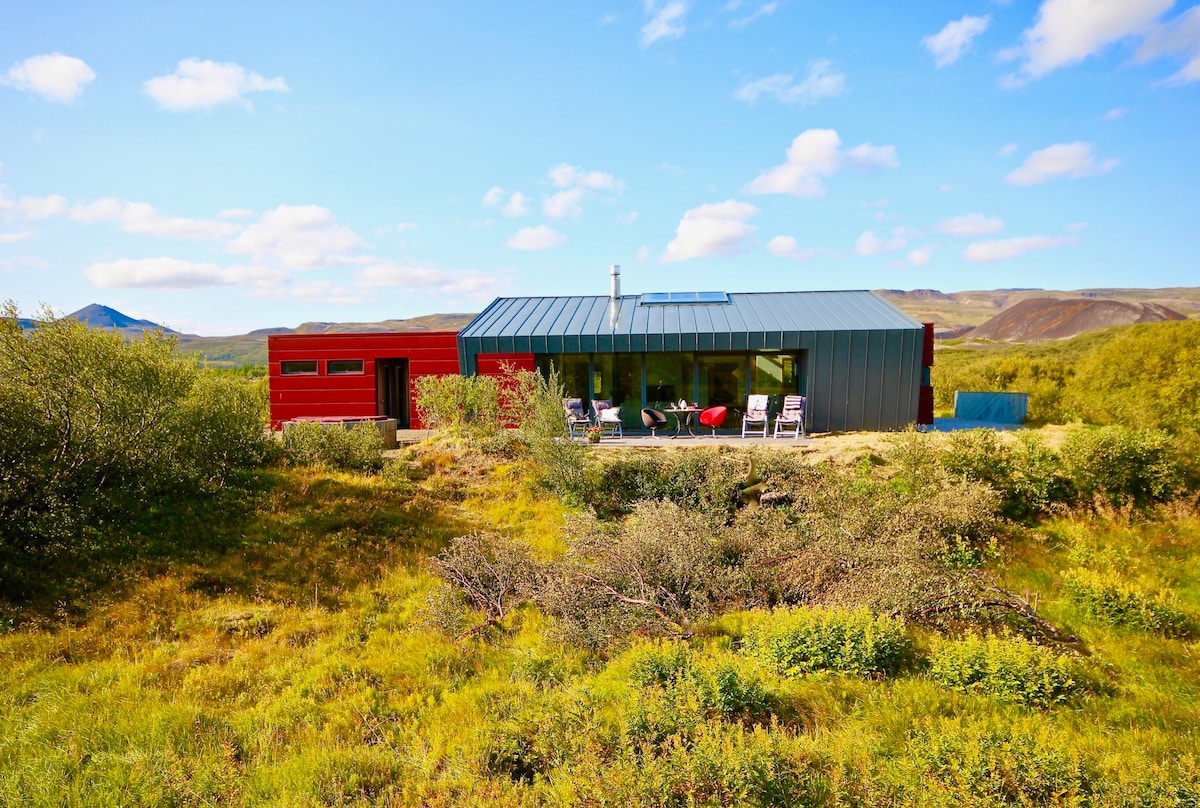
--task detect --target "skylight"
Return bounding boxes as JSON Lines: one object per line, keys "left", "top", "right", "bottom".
{"left": 639, "top": 291, "right": 730, "bottom": 305}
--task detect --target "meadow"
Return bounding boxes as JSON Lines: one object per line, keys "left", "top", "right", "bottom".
{"left": 2, "top": 309, "right": 1199, "bottom": 806}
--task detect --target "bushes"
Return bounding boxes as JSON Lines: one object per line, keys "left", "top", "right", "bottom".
{"left": 282, "top": 421, "right": 384, "bottom": 473}
{"left": 1060, "top": 426, "right": 1182, "bottom": 509}
{"left": 742, "top": 607, "right": 912, "bottom": 677}
{"left": 1063, "top": 568, "right": 1192, "bottom": 637}
{"left": 928, "top": 634, "right": 1093, "bottom": 707}
{"left": 0, "top": 304, "right": 273, "bottom": 597}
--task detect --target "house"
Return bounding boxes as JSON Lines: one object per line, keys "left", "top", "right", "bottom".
{"left": 269, "top": 273, "right": 933, "bottom": 433}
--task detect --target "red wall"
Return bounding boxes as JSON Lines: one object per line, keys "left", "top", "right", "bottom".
{"left": 268, "top": 331, "right": 533, "bottom": 429}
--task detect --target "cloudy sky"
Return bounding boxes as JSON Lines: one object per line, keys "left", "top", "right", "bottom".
{"left": 2, "top": 1, "right": 1198, "bottom": 334}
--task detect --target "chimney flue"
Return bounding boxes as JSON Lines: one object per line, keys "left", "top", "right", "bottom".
{"left": 610, "top": 264, "right": 621, "bottom": 300}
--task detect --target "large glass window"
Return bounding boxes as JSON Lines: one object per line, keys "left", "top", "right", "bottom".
{"left": 645, "top": 352, "right": 694, "bottom": 409}
{"left": 593, "top": 353, "right": 644, "bottom": 429}
{"left": 327, "top": 359, "right": 364, "bottom": 374}
{"left": 752, "top": 353, "right": 800, "bottom": 413}
{"left": 537, "top": 354, "right": 591, "bottom": 402}
{"left": 697, "top": 353, "right": 744, "bottom": 409}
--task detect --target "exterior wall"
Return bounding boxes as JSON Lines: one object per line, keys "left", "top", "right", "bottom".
{"left": 268, "top": 332, "right": 459, "bottom": 429}
{"left": 268, "top": 332, "right": 533, "bottom": 429}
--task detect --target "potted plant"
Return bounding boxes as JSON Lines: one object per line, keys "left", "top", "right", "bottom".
{"left": 584, "top": 425, "right": 603, "bottom": 443}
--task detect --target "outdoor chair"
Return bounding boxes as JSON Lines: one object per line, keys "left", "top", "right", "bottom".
{"left": 699, "top": 405, "right": 727, "bottom": 437}
{"left": 741, "top": 395, "right": 769, "bottom": 438}
{"left": 641, "top": 408, "right": 668, "bottom": 438}
{"left": 592, "top": 399, "right": 623, "bottom": 438}
{"left": 563, "top": 397, "right": 591, "bottom": 437}
{"left": 773, "top": 394, "right": 806, "bottom": 439}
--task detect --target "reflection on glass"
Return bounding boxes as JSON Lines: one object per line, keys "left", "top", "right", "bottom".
{"left": 645, "top": 352, "right": 694, "bottom": 409}
{"left": 753, "top": 353, "right": 799, "bottom": 412}
{"left": 697, "top": 353, "right": 744, "bottom": 408}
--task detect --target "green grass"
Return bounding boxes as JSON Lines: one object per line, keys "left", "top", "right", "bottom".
{"left": 2, "top": 444, "right": 1200, "bottom": 805}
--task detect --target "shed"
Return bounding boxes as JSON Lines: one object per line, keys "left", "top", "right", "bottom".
{"left": 458, "top": 290, "right": 934, "bottom": 433}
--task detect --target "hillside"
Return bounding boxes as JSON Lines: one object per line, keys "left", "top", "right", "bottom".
{"left": 967, "top": 297, "right": 1186, "bottom": 342}
{"left": 878, "top": 287, "right": 1200, "bottom": 338}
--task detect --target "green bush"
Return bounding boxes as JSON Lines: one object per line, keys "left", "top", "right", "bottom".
{"left": 1060, "top": 426, "right": 1183, "bottom": 509}
{"left": 589, "top": 450, "right": 745, "bottom": 520}
{"left": 282, "top": 421, "right": 385, "bottom": 473}
{"left": 412, "top": 373, "right": 502, "bottom": 432}
{"left": 928, "top": 634, "right": 1093, "bottom": 707}
{"left": 1063, "top": 568, "right": 1192, "bottom": 638}
{"left": 742, "top": 607, "right": 912, "bottom": 677}
{"left": 0, "top": 303, "right": 272, "bottom": 597}
{"left": 939, "top": 430, "right": 1071, "bottom": 521}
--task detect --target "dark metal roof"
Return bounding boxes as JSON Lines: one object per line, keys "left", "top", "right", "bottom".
{"left": 459, "top": 290, "right": 921, "bottom": 343}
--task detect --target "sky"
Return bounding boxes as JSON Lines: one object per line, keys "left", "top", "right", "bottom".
{"left": 2, "top": 1, "right": 1198, "bottom": 335}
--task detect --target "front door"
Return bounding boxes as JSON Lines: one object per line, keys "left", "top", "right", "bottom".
{"left": 376, "top": 359, "right": 409, "bottom": 427}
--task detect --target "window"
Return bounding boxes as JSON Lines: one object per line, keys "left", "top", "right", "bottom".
{"left": 328, "top": 359, "right": 364, "bottom": 374}
{"left": 281, "top": 360, "right": 318, "bottom": 375}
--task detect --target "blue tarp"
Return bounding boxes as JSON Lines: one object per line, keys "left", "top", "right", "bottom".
{"left": 953, "top": 391, "right": 1028, "bottom": 424}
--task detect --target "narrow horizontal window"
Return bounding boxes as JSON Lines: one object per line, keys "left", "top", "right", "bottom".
{"left": 281, "top": 360, "right": 318, "bottom": 375}
{"left": 327, "top": 359, "right": 364, "bottom": 374}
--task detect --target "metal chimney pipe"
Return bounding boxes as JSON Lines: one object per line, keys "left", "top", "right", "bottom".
{"left": 610, "top": 264, "right": 621, "bottom": 300}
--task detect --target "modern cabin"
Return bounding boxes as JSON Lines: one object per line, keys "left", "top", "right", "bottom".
{"left": 268, "top": 286, "right": 934, "bottom": 433}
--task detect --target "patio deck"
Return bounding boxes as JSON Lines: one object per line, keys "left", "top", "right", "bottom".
{"left": 393, "top": 429, "right": 814, "bottom": 447}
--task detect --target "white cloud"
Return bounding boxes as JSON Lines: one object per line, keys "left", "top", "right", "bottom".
{"left": 661, "top": 200, "right": 759, "bottom": 263}
{"left": 548, "top": 163, "right": 620, "bottom": 190}
{"left": 735, "top": 60, "right": 846, "bottom": 105}
{"left": 484, "top": 187, "right": 529, "bottom": 217}
{"left": 70, "top": 198, "right": 239, "bottom": 240}
{"left": 854, "top": 227, "right": 909, "bottom": 256}
{"left": 766, "top": 235, "right": 828, "bottom": 260}
{"left": 923, "top": 15, "right": 991, "bottom": 67}
{"left": 83, "top": 257, "right": 285, "bottom": 290}
{"left": 217, "top": 207, "right": 257, "bottom": 220}
{"left": 4, "top": 194, "right": 68, "bottom": 220}
{"left": 227, "top": 204, "right": 363, "bottom": 268}
{"left": 642, "top": 0, "right": 688, "bottom": 47}
{"left": 1, "top": 53, "right": 95, "bottom": 102}
{"left": 395, "top": 221, "right": 419, "bottom": 232}
{"left": 1004, "top": 142, "right": 1118, "bottom": 186}
{"left": 996, "top": 142, "right": 1019, "bottom": 157}
{"left": 541, "top": 164, "right": 622, "bottom": 219}
{"left": 963, "top": 233, "right": 1079, "bottom": 262}
{"left": 544, "top": 188, "right": 585, "bottom": 219}
{"left": 936, "top": 213, "right": 1004, "bottom": 236}
{"left": 1103, "top": 107, "right": 1129, "bottom": 120}
{"left": 501, "top": 192, "right": 529, "bottom": 218}
{"left": 1001, "top": 0, "right": 1171, "bottom": 85}
{"left": 746, "top": 129, "right": 898, "bottom": 197}
{"left": 143, "top": 58, "right": 288, "bottom": 112}
{"left": 1137, "top": 5, "right": 1200, "bottom": 84}
{"left": 0, "top": 230, "right": 33, "bottom": 244}
{"left": 506, "top": 225, "right": 567, "bottom": 251}
{"left": 636, "top": 245, "right": 653, "bottom": 262}
{"left": 728, "top": 1, "right": 778, "bottom": 28}
{"left": 905, "top": 245, "right": 935, "bottom": 266}
{"left": 356, "top": 261, "right": 506, "bottom": 298}
{"left": 617, "top": 211, "right": 640, "bottom": 225}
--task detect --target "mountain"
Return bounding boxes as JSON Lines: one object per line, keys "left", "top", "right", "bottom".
{"left": 966, "top": 298, "right": 1186, "bottom": 342}
{"left": 68, "top": 304, "right": 178, "bottom": 334}
{"left": 878, "top": 287, "right": 1200, "bottom": 339}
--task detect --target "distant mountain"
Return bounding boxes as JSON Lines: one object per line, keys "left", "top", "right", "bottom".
{"left": 68, "top": 304, "right": 177, "bottom": 333}
{"left": 878, "top": 287, "right": 1200, "bottom": 339}
{"left": 967, "top": 298, "right": 1186, "bottom": 342}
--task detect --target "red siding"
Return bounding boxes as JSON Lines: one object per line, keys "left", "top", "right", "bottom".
{"left": 268, "top": 336, "right": 536, "bottom": 430}
{"left": 922, "top": 322, "right": 935, "bottom": 368}
{"left": 269, "top": 332, "right": 460, "bottom": 429}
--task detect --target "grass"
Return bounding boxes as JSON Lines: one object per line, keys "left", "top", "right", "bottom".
{"left": 2, "top": 442, "right": 1200, "bottom": 805}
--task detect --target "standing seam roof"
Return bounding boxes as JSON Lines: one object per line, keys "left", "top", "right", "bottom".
{"left": 458, "top": 290, "right": 921, "bottom": 343}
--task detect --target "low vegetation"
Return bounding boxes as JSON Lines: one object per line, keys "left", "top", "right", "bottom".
{"left": 2, "top": 315, "right": 1199, "bottom": 805}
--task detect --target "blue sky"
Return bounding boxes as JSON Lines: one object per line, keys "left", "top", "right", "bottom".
{"left": 2, "top": 1, "right": 1198, "bottom": 335}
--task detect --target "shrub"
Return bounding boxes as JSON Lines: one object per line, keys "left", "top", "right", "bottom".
{"left": 1060, "top": 426, "right": 1183, "bottom": 509}
{"left": 282, "top": 421, "right": 385, "bottom": 473}
{"left": 742, "top": 607, "right": 912, "bottom": 677}
{"left": 928, "top": 634, "right": 1093, "bottom": 707}
{"left": 0, "top": 303, "right": 272, "bottom": 597}
{"left": 939, "top": 430, "right": 1071, "bottom": 521}
{"left": 1063, "top": 568, "right": 1192, "bottom": 637}
{"left": 427, "top": 532, "right": 537, "bottom": 637}
{"left": 412, "top": 373, "right": 502, "bottom": 432}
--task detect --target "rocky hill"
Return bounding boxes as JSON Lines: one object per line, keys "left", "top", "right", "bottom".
{"left": 967, "top": 298, "right": 1186, "bottom": 342}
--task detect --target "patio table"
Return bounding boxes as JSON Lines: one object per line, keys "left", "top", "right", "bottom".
{"left": 665, "top": 407, "right": 703, "bottom": 438}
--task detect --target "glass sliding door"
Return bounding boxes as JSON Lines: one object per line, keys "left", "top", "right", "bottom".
{"left": 752, "top": 353, "right": 800, "bottom": 414}
{"left": 645, "top": 352, "right": 694, "bottom": 409}
{"left": 592, "top": 353, "right": 644, "bottom": 430}
{"left": 697, "top": 353, "right": 745, "bottom": 409}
